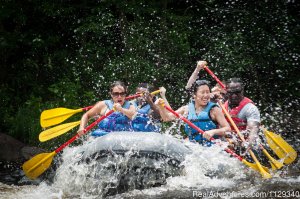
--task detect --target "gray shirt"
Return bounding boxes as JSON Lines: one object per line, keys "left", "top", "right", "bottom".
{"left": 234, "top": 103, "right": 260, "bottom": 123}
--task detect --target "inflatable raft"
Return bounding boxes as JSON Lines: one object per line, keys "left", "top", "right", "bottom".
{"left": 72, "top": 131, "right": 191, "bottom": 195}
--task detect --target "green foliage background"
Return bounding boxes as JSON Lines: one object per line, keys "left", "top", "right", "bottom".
{"left": 1, "top": 0, "right": 299, "bottom": 148}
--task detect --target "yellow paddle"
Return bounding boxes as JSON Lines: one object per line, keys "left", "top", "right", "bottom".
{"left": 40, "top": 106, "right": 93, "bottom": 128}
{"left": 259, "top": 144, "right": 284, "bottom": 170}
{"left": 40, "top": 90, "right": 161, "bottom": 128}
{"left": 263, "top": 128, "right": 297, "bottom": 164}
{"left": 39, "top": 121, "right": 81, "bottom": 142}
{"left": 218, "top": 101, "right": 283, "bottom": 170}
{"left": 203, "top": 65, "right": 288, "bottom": 170}
{"left": 161, "top": 103, "right": 270, "bottom": 175}
{"left": 23, "top": 110, "right": 114, "bottom": 180}
{"left": 218, "top": 101, "right": 272, "bottom": 178}
{"left": 39, "top": 90, "right": 161, "bottom": 142}
{"left": 242, "top": 158, "right": 269, "bottom": 173}
{"left": 224, "top": 148, "right": 269, "bottom": 173}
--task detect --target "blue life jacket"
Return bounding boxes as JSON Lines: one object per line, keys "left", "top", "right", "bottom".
{"left": 91, "top": 100, "right": 132, "bottom": 137}
{"left": 184, "top": 100, "right": 218, "bottom": 146}
{"left": 131, "top": 101, "right": 160, "bottom": 132}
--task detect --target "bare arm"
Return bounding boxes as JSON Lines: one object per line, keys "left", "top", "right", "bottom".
{"left": 246, "top": 121, "right": 260, "bottom": 144}
{"left": 203, "top": 106, "right": 231, "bottom": 139}
{"left": 244, "top": 104, "right": 261, "bottom": 145}
{"left": 155, "top": 98, "right": 187, "bottom": 122}
{"left": 77, "top": 101, "right": 106, "bottom": 134}
{"left": 147, "top": 86, "right": 171, "bottom": 120}
{"left": 144, "top": 92, "right": 161, "bottom": 120}
{"left": 114, "top": 103, "right": 136, "bottom": 120}
{"left": 159, "top": 87, "right": 170, "bottom": 107}
{"left": 185, "top": 61, "right": 207, "bottom": 89}
{"left": 155, "top": 98, "right": 173, "bottom": 121}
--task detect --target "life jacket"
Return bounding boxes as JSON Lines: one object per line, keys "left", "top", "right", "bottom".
{"left": 224, "top": 97, "right": 253, "bottom": 131}
{"left": 91, "top": 100, "right": 132, "bottom": 137}
{"left": 184, "top": 100, "right": 218, "bottom": 146}
{"left": 131, "top": 100, "right": 160, "bottom": 132}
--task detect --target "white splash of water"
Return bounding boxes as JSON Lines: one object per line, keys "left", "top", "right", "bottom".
{"left": 1, "top": 133, "right": 279, "bottom": 199}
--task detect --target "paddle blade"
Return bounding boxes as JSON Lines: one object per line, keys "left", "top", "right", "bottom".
{"left": 39, "top": 121, "right": 81, "bottom": 142}
{"left": 264, "top": 130, "right": 297, "bottom": 164}
{"left": 261, "top": 146, "right": 284, "bottom": 170}
{"left": 242, "top": 159, "right": 270, "bottom": 173}
{"left": 40, "top": 108, "right": 82, "bottom": 128}
{"left": 248, "top": 150, "right": 272, "bottom": 179}
{"left": 22, "top": 152, "right": 56, "bottom": 180}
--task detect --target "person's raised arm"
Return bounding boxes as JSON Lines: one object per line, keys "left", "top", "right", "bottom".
{"left": 159, "top": 86, "right": 171, "bottom": 107}
{"left": 185, "top": 61, "right": 207, "bottom": 90}
{"left": 143, "top": 91, "right": 161, "bottom": 120}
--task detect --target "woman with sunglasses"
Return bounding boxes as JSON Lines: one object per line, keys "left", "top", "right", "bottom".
{"left": 156, "top": 80, "right": 231, "bottom": 145}
{"left": 77, "top": 81, "right": 136, "bottom": 136}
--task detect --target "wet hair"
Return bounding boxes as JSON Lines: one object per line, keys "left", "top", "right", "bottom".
{"left": 226, "top": 77, "right": 244, "bottom": 91}
{"left": 192, "top": 79, "right": 210, "bottom": 94}
{"left": 110, "top": 81, "right": 127, "bottom": 93}
{"left": 137, "top": 82, "right": 154, "bottom": 92}
{"left": 137, "top": 83, "right": 149, "bottom": 89}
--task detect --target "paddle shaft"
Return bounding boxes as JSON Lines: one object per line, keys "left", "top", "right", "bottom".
{"left": 218, "top": 101, "right": 271, "bottom": 177}
{"left": 72, "top": 90, "right": 161, "bottom": 112}
{"left": 164, "top": 105, "right": 247, "bottom": 162}
{"left": 204, "top": 67, "right": 272, "bottom": 151}
{"left": 53, "top": 90, "right": 160, "bottom": 152}
{"left": 204, "top": 66, "right": 287, "bottom": 171}
{"left": 82, "top": 105, "right": 94, "bottom": 111}
{"left": 203, "top": 66, "right": 226, "bottom": 89}
{"left": 207, "top": 67, "right": 277, "bottom": 165}
{"left": 164, "top": 105, "right": 273, "bottom": 177}
{"left": 50, "top": 91, "right": 161, "bottom": 149}
{"left": 43, "top": 106, "right": 94, "bottom": 121}
{"left": 54, "top": 110, "right": 114, "bottom": 153}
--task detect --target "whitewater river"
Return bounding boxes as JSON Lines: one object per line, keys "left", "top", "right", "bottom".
{"left": 1, "top": 132, "right": 299, "bottom": 199}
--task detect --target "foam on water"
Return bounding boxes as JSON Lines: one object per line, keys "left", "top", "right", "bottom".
{"left": 1, "top": 133, "right": 298, "bottom": 199}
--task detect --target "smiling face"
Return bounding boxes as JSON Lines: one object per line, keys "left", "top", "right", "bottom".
{"left": 194, "top": 85, "right": 211, "bottom": 106}
{"left": 110, "top": 85, "right": 126, "bottom": 105}
{"left": 226, "top": 82, "right": 244, "bottom": 107}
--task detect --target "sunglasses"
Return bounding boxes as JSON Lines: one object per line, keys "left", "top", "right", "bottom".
{"left": 111, "top": 92, "right": 126, "bottom": 97}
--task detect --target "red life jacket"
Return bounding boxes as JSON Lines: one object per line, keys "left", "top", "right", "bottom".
{"left": 224, "top": 97, "right": 253, "bottom": 131}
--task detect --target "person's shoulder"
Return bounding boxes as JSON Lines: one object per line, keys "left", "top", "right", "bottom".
{"left": 182, "top": 104, "right": 189, "bottom": 109}
{"left": 241, "top": 102, "right": 260, "bottom": 116}
{"left": 208, "top": 101, "right": 218, "bottom": 107}
{"left": 243, "top": 102, "right": 259, "bottom": 110}
{"left": 210, "top": 104, "right": 222, "bottom": 115}
{"left": 93, "top": 100, "right": 108, "bottom": 110}
{"left": 177, "top": 105, "right": 188, "bottom": 114}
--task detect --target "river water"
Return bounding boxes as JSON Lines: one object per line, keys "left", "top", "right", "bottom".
{"left": 1, "top": 131, "right": 299, "bottom": 199}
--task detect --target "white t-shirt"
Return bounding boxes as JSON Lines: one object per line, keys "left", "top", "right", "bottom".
{"left": 236, "top": 103, "right": 260, "bottom": 123}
